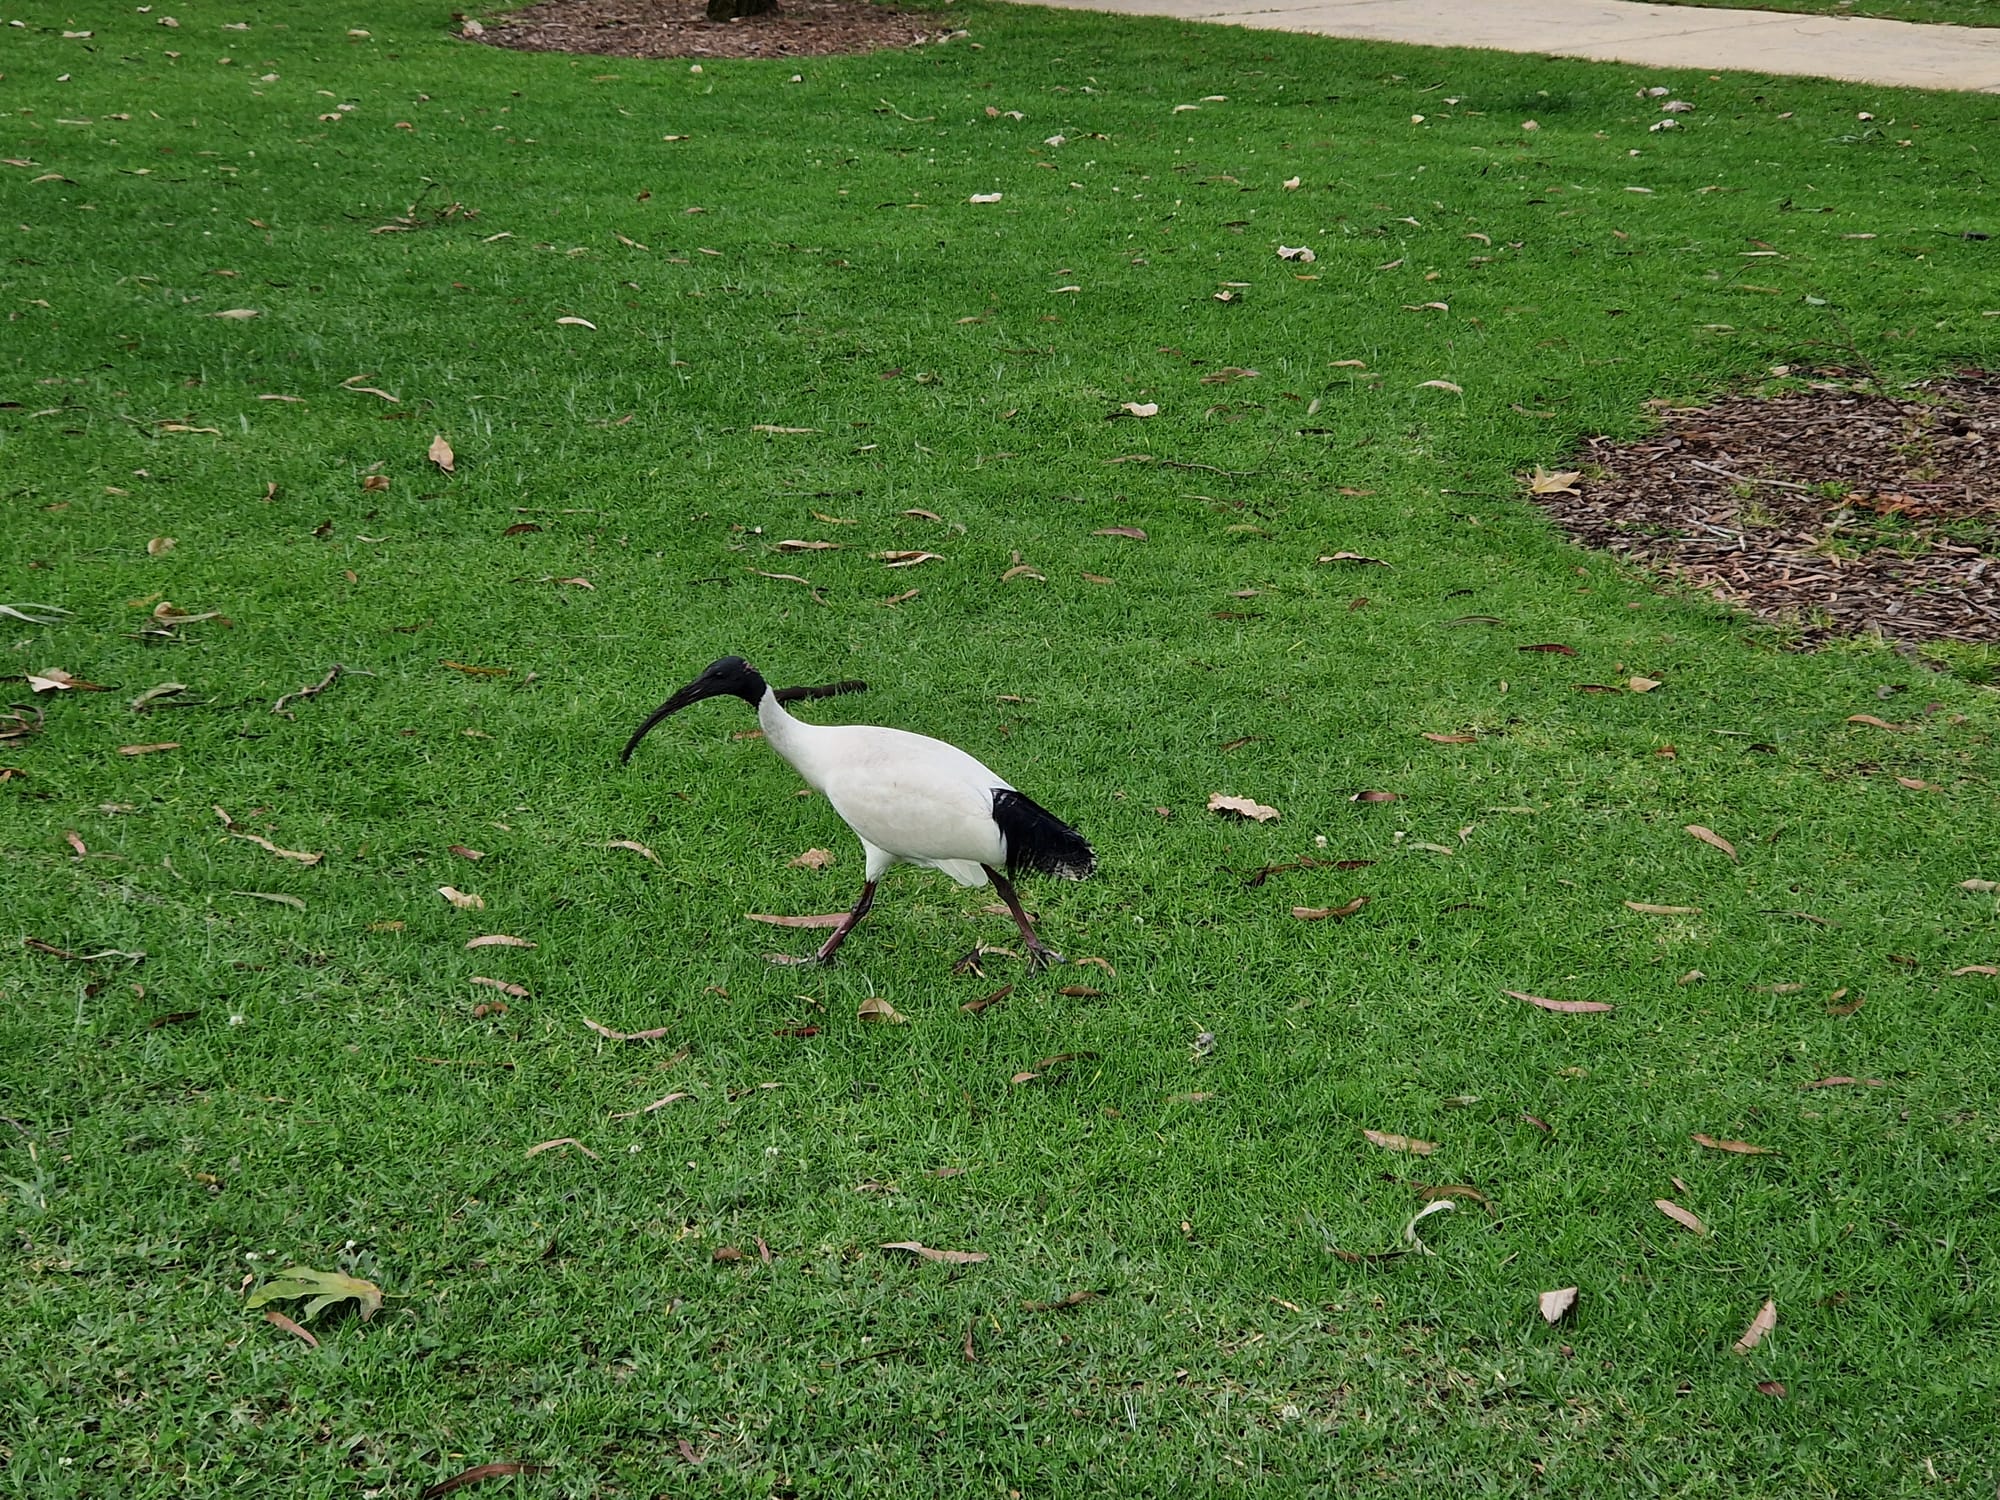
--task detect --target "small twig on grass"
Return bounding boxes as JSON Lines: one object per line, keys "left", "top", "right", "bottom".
{"left": 273, "top": 663, "right": 372, "bottom": 718}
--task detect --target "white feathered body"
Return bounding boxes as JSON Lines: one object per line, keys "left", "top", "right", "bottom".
{"left": 760, "top": 694, "right": 1007, "bottom": 886}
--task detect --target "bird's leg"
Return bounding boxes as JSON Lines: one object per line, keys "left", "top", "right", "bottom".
{"left": 809, "top": 879, "right": 877, "bottom": 964}
{"left": 982, "top": 865, "right": 1062, "bottom": 970}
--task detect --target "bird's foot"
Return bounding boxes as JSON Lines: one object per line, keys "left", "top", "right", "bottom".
{"left": 1024, "top": 942, "right": 1063, "bottom": 972}
{"left": 764, "top": 951, "right": 827, "bottom": 967}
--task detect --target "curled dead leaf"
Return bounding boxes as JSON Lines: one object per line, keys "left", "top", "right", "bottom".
{"left": 118, "top": 742, "right": 180, "bottom": 756}
{"left": 881, "top": 1241, "right": 987, "bottom": 1265}
{"left": 857, "top": 996, "right": 907, "bottom": 1024}
{"left": 1363, "top": 1129, "right": 1438, "bottom": 1156}
{"left": 1951, "top": 964, "right": 1999, "bottom": 977}
{"left": 1733, "top": 1298, "right": 1778, "bottom": 1354}
{"left": 605, "top": 840, "right": 659, "bottom": 862}
{"left": 1506, "top": 990, "right": 1614, "bottom": 1014}
{"left": 1692, "top": 1133, "right": 1775, "bottom": 1156}
{"left": 1417, "top": 379, "right": 1463, "bottom": 394}
{"left": 1293, "top": 897, "right": 1369, "bottom": 921}
{"left": 1684, "top": 825, "right": 1739, "bottom": 861}
{"left": 1518, "top": 642, "right": 1577, "bottom": 656}
{"left": 1538, "top": 1287, "right": 1579, "bottom": 1324}
{"left": 748, "top": 912, "right": 847, "bottom": 928}
{"left": 466, "top": 934, "right": 534, "bottom": 949}
{"left": 1208, "top": 792, "right": 1279, "bottom": 823}
{"left": 1800, "top": 1076, "right": 1885, "bottom": 1089}
{"left": 1351, "top": 790, "right": 1399, "bottom": 803}
{"left": 1318, "top": 551, "right": 1390, "bottom": 566}
{"left": 427, "top": 434, "right": 455, "bottom": 473}
{"left": 1654, "top": 1198, "right": 1708, "bottom": 1236}
{"left": 874, "top": 551, "right": 944, "bottom": 568}
{"left": 1625, "top": 902, "right": 1700, "bottom": 915}
{"left": 555, "top": 316, "right": 597, "bottom": 329}
{"left": 525, "top": 1137, "right": 601, "bottom": 1159}
{"left": 1422, "top": 732, "right": 1478, "bottom": 744}
{"left": 1093, "top": 526, "right": 1147, "bottom": 540}
{"left": 231, "top": 832, "right": 324, "bottom": 866}
{"left": 582, "top": 1018, "right": 674, "bottom": 1043}
{"left": 438, "top": 886, "right": 484, "bottom": 910}
{"left": 1525, "top": 468, "right": 1582, "bottom": 496}
{"left": 789, "top": 848, "right": 833, "bottom": 869}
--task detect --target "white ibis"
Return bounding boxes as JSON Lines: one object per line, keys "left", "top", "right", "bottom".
{"left": 622, "top": 656, "right": 1094, "bottom": 967}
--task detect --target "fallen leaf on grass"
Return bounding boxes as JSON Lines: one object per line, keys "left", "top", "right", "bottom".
{"left": 1525, "top": 468, "right": 1582, "bottom": 495}
{"left": 881, "top": 1241, "right": 987, "bottom": 1265}
{"left": 776, "top": 539, "right": 841, "bottom": 553}
{"left": 1960, "top": 879, "right": 1998, "bottom": 893}
{"left": 608, "top": 1092, "right": 690, "bottom": 1120}
{"left": 1422, "top": 732, "right": 1479, "bottom": 744}
{"left": 448, "top": 844, "right": 484, "bottom": 861}
{"left": 118, "top": 742, "right": 180, "bottom": 756}
{"left": 1734, "top": 1299, "right": 1778, "bottom": 1354}
{"left": 1654, "top": 1199, "right": 1708, "bottom": 1236}
{"left": 231, "top": 832, "right": 324, "bottom": 866}
{"left": 1755, "top": 1380, "right": 1787, "bottom": 1399}
{"left": 1351, "top": 790, "right": 1399, "bottom": 803}
{"left": 789, "top": 848, "right": 833, "bottom": 869}
{"left": 29, "top": 668, "right": 106, "bottom": 693}
{"left": 1363, "top": 1129, "right": 1438, "bottom": 1155}
{"left": 246, "top": 1265, "right": 383, "bottom": 1322}
{"left": 262, "top": 1308, "right": 319, "bottom": 1348}
{"left": 1116, "top": 402, "right": 1159, "bottom": 418}
{"left": 1844, "top": 714, "right": 1907, "bottom": 732}
{"left": 858, "top": 996, "right": 907, "bottom": 1024}
{"left": 605, "top": 840, "right": 659, "bottom": 861}
{"left": 1626, "top": 902, "right": 1700, "bottom": 915}
{"left": 1208, "top": 792, "right": 1279, "bottom": 822}
{"left": 1538, "top": 1287, "right": 1580, "bottom": 1324}
{"left": 1692, "top": 1134, "right": 1775, "bottom": 1155}
{"left": 427, "top": 434, "right": 455, "bottom": 473}
{"left": 1895, "top": 777, "right": 1938, "bottom": 791}
{"left": 555, "top": 316, "right": 597, "bottom": 329}
{"left": 1684, "top": 825, "right": 1738, "bottom": 861}
{"left": 1023, "top": 1289, "right": 1105, "bottom": 1312}
{"left": 1318, "top": 551, "right": 1390, "bottom": 566}
{"left": 232, "top": 891, "right": 305, "bottom": 910}
{"left": 1518, "top": 642, "right": 1577, "bottom": 656}
{"left": 526, "top": 1137, "right": 602, "bottom": 1158}
{"left": 961, "top": 984, "right": 1012, "bottom": 1015}
{"left": 466, "top": 934, "right": 534, "bottom": 949}
{"left": 1293, "top": 898, "right": 1369, "bottom": 921}
{"left": 1628, "top": 677, "right": 1663, "bottom": 693}
{"left": 470, "top": 976, "right": 528, "bottom": 999}
{"left": 1507, "top": 990, "right": 1614, "bottom": 1014}
{"left": 1093, "top": 526, "right": 1147, "bottom": 539}
{"left": 130, "top": 681, "right": 186, "bottom": 711}
{"left": 63, "top": 830, "right": 86, "bottom": 858}
{"left": 420, "top": 1464, "right": 549, "bottom": 1500}
{"left": 440, "top": 660, "right": 511, "bottom": 677}
{"left": 1417, "top": 379, "right": 1464, "bottom": 394}
{"left": 748, "top": 911, "right": 847, "bottom": 928}
{"left": 1952, "top": 965, "right": 1999, "bottom": 977}
{"left": 1800, "top": 1076, "right": 1885, "bottom": 1089}
{"left": 23, "top": 937, "right": 146, "bottom": 963}
{"left": 1826, "top": 990, "right": 1866, "bottom": 1016}
{"left": 438, "top": 886, "right": 484, "bottom": 910}
{"left": 584, "top": 1019, "right": 675, "bottom": 1044}
{"left": 1058, "top": 984, "right": 1103, "bottom": 998}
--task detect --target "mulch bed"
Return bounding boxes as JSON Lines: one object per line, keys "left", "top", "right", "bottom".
{"left": 468, "top": 0, "right": 944, "bottom": 61}
{"left": 1534, "top": 371, "right": 2000, "bottom": 651}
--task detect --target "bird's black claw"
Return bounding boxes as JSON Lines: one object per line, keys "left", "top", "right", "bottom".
{"left": 1025, "top": 944, "right": 1063, "bottom": 972}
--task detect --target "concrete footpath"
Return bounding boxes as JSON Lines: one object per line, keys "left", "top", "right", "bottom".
{"left": 1009, "top": 0, "right": 2000, "bottom": 92}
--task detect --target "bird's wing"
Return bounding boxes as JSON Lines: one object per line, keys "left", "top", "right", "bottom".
{"left": 805, "top": 726, "right": 1009, "bottom": 869}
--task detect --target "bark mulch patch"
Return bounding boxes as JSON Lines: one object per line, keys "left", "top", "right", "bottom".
{"left": 1533, "top": 371, "right": 2000, "bottom": 654}
{"left": 465, "top": 0, "right": 946, "bottom": 61}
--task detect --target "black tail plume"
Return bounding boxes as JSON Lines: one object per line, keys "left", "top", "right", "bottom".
{"left": 992, "top": 790, "right": 1095, "bottom": 881}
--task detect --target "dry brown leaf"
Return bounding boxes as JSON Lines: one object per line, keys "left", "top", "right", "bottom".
{"left": 231, "top": 832, "right": 324, "bottom": 866}
{"left": 776, "top": 539, "right": 841, "bottom": 552}
{"left": 427, "top": 434, "right": 455, "bottom": 473}
{"left": 1826, "top": 990, "right": 1867, "bottom": 1016}
{"left": 789, "top": 848, "right": 833, "bottom": 869}
{"left": 118, "top": 742, "right": 181, "bottom": 756}
{"left": 1692, "top": 1133, "right": 1775, "bottom": 1156}
{"left": 1422, "top": 732, "right": 1479, "bottom": 744}
{"left": 1654, "top": 1199, "right": 1708, "bottom": 1236}
{"left": 1526, "top": 468, "right": 1582, "bottom": 496}
{"left": 752, "top": 424, "right": 819, "bottom": 434}
{"left": 1800, "top": 1075, "right": 1885, "bottom": 1089}
{"left": 440, "top": 660, "right": 511, "bottom": 677}
{"left": 881, "top": 1241, "right": 987, "bottom": 1265}
{"left": 1684, "top": 825, "right": 1739, "bottom": 861}
{"left": 902, "top": 508, "right": 944, "bottom": 522}
{"left": 1844, "top": 714, "right": 1907, "bottom": 732}
{"left": 1093, "top": 526, "right": 1147, "bottom": 539}
{"left": 1117, "top": 402, "right": 1158, "bottom": 418}
{"left": 1733, "top": 1298, "right": 1778, "bottom": 1354}
{"left": 1538, "top": 1287, "right": 1579, "bottom": 1324}
{"left": 1058, "top": 984, "right": 1103, "bottom": 998}
{"left": 438, "top": 886, "right": 484, "bottom": 911}
{"left": 874, "top": 551, "right": 943, "bottom": 568}
{"left": 448, "top": 844, "right": 484, "bottom": 861}
{"left": 1351, "top": 790, "right": 1399, "bottom": 803}
{"left": 1628, "top": 676, "right": 1663, "bottom": 693}
{"left": 748, "top": 912, "right": 847, "bottom": 928}
{"left": 1506, "top": 990, "right": 1614, "bottom": 1014}
{"left": 1022, "top": 1289, "right": 1103, "bottom": 1312}
{"left": 1960, "top": 879, "right": 1998, "bottom": 893}
{"left": 1951, "top": 964, "right": 1999, "bottom": 977}
{"left": 1199, "top": 367, "right": 1260, "bottom": 383}
{"left": 362, "top": 475, "right": 392, "bottom": 494}
{"left": 263, "top": 1308, "right": 320, "bottom": 1348}
{"left": 470, "top": 976, "right": 528, "bottom": 999}
{"left": 29, "top": 668, "right": 105, "bottom": 693}
{"left": 1000, "top": 564, "right": 1045, "bottom": 583}
{"left": 466, "top": 934, "right": 534, "bottom": 950}
{"left": 1080, "top": 572, "right": 1116, "bottom": 585}
{"left": 1363, "top": 1129, "right": 1438, "bottom": 1155}
{"left": 1293, "top": 897, "right": 1369, "bottom": 921}
{"left": 1208, "top": 792, "right": 1279, "bottom": 823}
{"left": 607, "top": 1090, "right": 690, "bottom": 1119}
{"left": 1518, "top": 642, "right": 1578, "bottom": 656}
{"left": 1418, "top": 379, "right": 1464, "bottom": 394}
{"left": 961, "top": 984, "right": 1012, "bottom": 1015}
{"left": 555, "top": 316, "right": 596, "bottom": 329}
{"left": 1895, "top": 776, "right": 1938, "bottom": 791}
{"left": 525, "top": 1137, "right": 600, "bottom": 1159}
{"left": 583, "top": 1018, "right": 675, "bottom": 1043}
{"left": 857, "top": 996, "right": 907, "bottom": 1024}
{"left": 605, "top": 839, "right": 658, "bottom": 862}
{"left": 1318, "top": 551, "right": 1390, "bottom": 566}
{"left": 1626, "top": 902, "right": 1700, "bottom": 915}
{"left": 63, "top": 830, "right": 86, "bottom": 858}
{"left": 1756, "top": 1380, "right": 1787, "bottom": 1399}
{"left": 147, "top": 536, "right": 176, "bottom": 556}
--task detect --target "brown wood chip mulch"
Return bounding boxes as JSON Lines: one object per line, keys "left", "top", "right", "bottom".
{"left": 468, "top": 0, "right": 945, "bottom": 61}
{"left": 1534, "top": 371, "right": 2000, "bottom": 652}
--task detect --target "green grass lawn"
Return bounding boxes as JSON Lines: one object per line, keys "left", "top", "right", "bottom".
{"left": 4, "top": 3, "right": 1998, "bottom": 1495}
{"left": 1635, "top": 0, "right": 2000, "bottom": 30}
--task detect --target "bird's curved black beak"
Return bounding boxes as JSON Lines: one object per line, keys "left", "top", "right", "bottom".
{"left": 619, "top": 678, "right": 712, "bottom": 764}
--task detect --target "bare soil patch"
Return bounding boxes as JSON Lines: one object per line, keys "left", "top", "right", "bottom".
{"left": 1534, "top": 372, "right": 2000, "bottom": 653}
{"left": 468, "top": 0, "right": 944, "bottom": 61}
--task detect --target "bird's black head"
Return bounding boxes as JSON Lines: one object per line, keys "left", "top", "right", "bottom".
{"left": 620, "top": 656, "right": 769, "bottom": 764}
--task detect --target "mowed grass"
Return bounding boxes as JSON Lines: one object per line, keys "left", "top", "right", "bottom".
{"left": 4, "top": 3, "right": 1999, "bottom": 1494}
